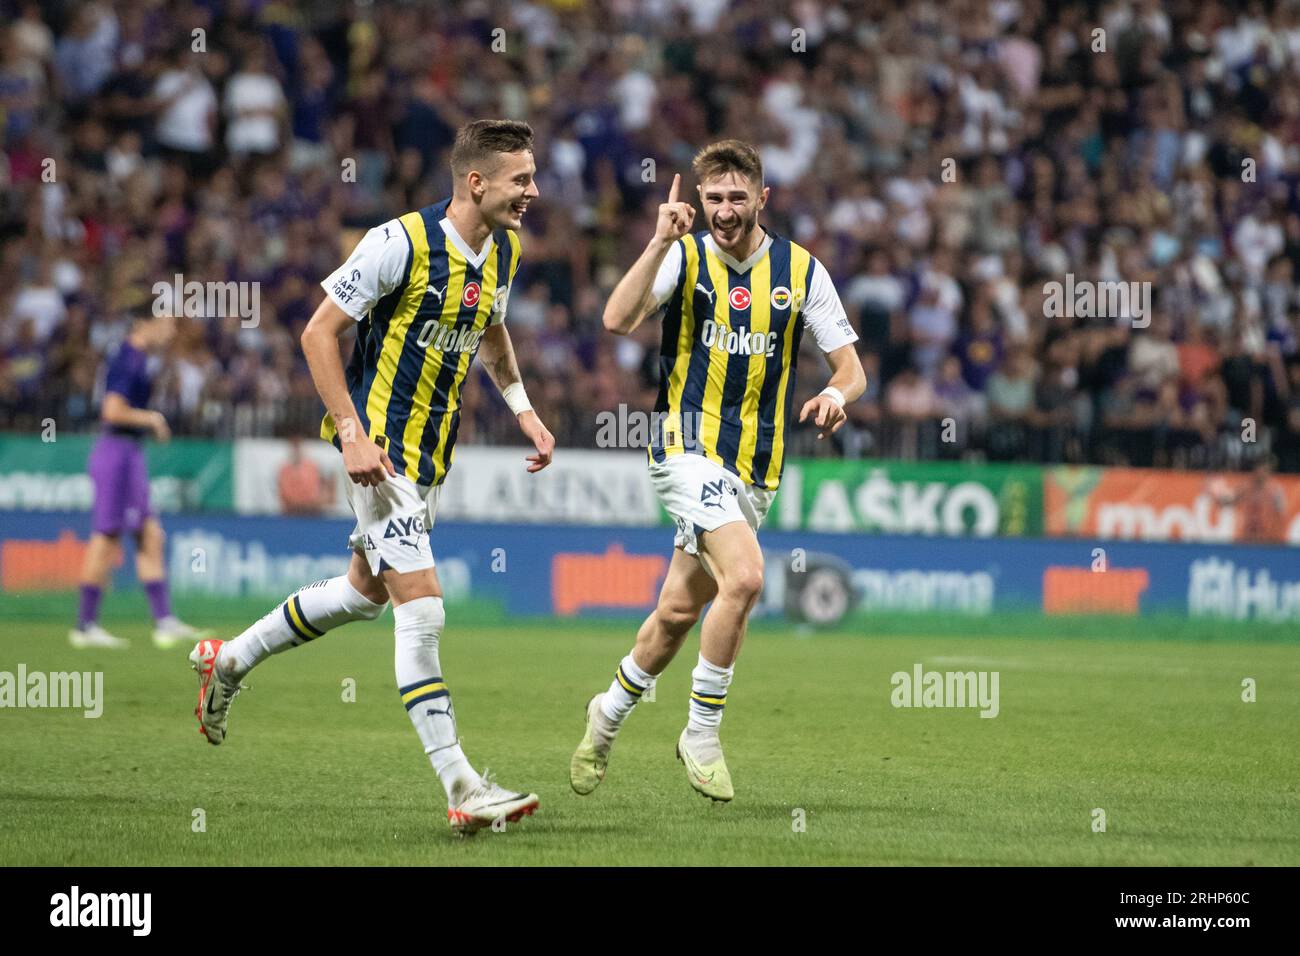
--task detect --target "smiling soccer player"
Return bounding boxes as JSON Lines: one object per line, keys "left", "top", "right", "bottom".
{"left": 187, "top": 120, "right": 554, "bottom": 836}
{"left": 570, "top": 140, "right": 867, "bottom": 802}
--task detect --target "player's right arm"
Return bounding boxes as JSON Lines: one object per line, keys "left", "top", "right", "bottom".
{"left": 100, "top": 345, "right": 170, "bottom": 441}
{"left": 305, "top": 220, "right": 409, "bottom": 487}
{"left": 301, "top": 298, "right": 394, "bottom": 487}
{"left": 603, "top": 173, "right": 695, "bottom": 335}
{"left": 101, "top": 393, "right": 170, "bottom": 442}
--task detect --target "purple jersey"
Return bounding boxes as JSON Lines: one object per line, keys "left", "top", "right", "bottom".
{"left": 102, "top": 340, "right": 154, "bottom": 436}
{"left": 89, "top": 339, "right": 156, "bottom": 534}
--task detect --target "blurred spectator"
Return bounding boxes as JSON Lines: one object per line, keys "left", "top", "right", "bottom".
{"left": 886, "top": 365, "right": 939, "bottom": 422}
{"left": 0, "top": 0, "right": 1297, "bottom": 478}
{"left": 223, "top": 44, "right": 286, "bottom": 158}
{"left": 278, "top": 436, "right": 333, "bottom": 515}
{"left": 1207, "top": 457, "right": 1287, "bottom": 544}
{"left": 53, "top": 4, "right": 118, "bottom": 104}
{"left": 934, "top": 354, "right": 984, "bottom": 429}
{"left": 987, "top": 347, "right": 1039, "bottom": 423}
{"left": 153, "top": 48, "right": 218, "bottom": 169}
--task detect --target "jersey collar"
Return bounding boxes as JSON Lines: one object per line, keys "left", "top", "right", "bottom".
{"left": 439, "top": 217, "right": 495, "bottom": 269}
{"left": 703, "top": 228, "right": 772, "bottom": 274}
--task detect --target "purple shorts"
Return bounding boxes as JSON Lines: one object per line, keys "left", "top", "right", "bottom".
{"left": 88, "top": 433, "right": 152, "bottom": 536}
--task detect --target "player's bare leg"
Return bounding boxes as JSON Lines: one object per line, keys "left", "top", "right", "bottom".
{"left": 80, "top": 532, "right": 119, "bottom": 585}
{"left": 695, "top": 520, "right": 764, "bottom": 668}
{"left": 349, "top": 549, "right": 393, "bottom": 603}
{"left": 570, "top": 548, "right": 715, "bottom": 794}
{"left": 634, "top": 548, "right": 719, "bottom": 673}
{"left": 675, "top": 520, "right": 765, "bottom": 802}
{"left": 70, "top": 533, "right": 129, "bottom": 648}
{"left": 136, "top": 518, "right": 208, "bottom": 649}
{"left": 384, "top": 563, "right": 538, "bottom": 835}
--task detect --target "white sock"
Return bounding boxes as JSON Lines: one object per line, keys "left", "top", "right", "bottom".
{"left": 219, "top": 576, "right": 387, "bottom": 680}
{"left": 687, "top": 654, "right": 732, "bottom": 734}
{"left": 600, "top": 653, "right": 657, "bottom": 727}
{"left": 393, "top": 596, "right": 480, "bottom": 805}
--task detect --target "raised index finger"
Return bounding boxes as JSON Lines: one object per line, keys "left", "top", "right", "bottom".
{"left": 667, "top": 173, "right": 680, "bottom": 204}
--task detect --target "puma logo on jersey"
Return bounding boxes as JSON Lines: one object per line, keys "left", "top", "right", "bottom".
{"left": 700, "top": 478, "right": 736, "bottom": 509}
{"left": 425, "top": 284, "right": 446, "bottom": 305}
{"left": 695, "top": 282, "right": 717, "bottom": 305}
{"left": 701, "top": 319, "right": 778, "bottom": 357}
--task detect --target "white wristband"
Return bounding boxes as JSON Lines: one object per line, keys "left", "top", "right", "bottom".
{"left": 819, "top": 386, "right": 846, "bottom": 408}
{"left": 501, "top": 382, "right": 533, "bottom": 415}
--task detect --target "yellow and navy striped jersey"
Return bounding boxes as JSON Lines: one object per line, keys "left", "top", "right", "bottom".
{"left": 319, "top": 198, "right": 521, "bottom": 486}
{"left": 648, "top": 229, "right": 857, "bottom": 490}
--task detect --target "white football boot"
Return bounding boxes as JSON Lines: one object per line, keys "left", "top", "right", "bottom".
{"left": 447, "top": 770, "right": 539, "bottom": 836}
{"left": 570, "top": 693, "right": 617, "bottom": 795}
{"left": 676, "top": 728, "right": 734, "bottom": 802}
{"left": 68, "top": 624, "right": 130, "bottom": 650}
{"left": 189, "top": 639, "right": 245, "bottom": 745}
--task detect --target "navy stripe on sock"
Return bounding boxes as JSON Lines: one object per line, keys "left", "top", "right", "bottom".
{"left": 283, "top": 603, "right": 314, "bottom": 642}
{"left": 399, "top": 677, "right": 444, "bottom": 695}
{"left": 403, "top": 688, "right": 450, "bottom": 711}
{"left": 292, "top": 595, "right": 324, "bottom": 636}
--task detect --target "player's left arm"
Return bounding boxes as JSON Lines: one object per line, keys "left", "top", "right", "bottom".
{"left": 800, "top": 344, "right": 867, "bottom": 439}
{"left": 478, "top": 322, "right": 555, "bottom": 473}
{"left": 797, "top": 260, "right": 868, "bottom": 440}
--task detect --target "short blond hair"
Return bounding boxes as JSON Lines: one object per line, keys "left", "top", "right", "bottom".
{"left": 691, "top": 139, "right": 763, "bottom": 187}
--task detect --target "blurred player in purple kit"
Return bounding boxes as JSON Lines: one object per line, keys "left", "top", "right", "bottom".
{"left": 69, "top": 313, "right": 210, "bottom": 650}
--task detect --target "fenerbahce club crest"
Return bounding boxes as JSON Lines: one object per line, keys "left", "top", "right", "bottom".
{"left": 770, "top": 286, "right": 791, "bottom": 309}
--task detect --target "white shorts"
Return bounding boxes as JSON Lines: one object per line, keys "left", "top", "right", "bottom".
{"left": 648, "top": 453, "right": 776, "bottom": 559}
{"left": 345, "top": 473, "right": 441, "bottom": 576}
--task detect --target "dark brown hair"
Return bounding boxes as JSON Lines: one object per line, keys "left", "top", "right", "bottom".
{"left": 691, "top": 139, "right": 764, "bottom": 188}
{"left": 450, "top": 119, "right": 535, "bottom": 179}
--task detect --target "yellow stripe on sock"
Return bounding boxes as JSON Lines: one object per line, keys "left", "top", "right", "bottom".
{"left": 286, "top": 596, "right": 319, "bottom": 637}
{"left": 691, "top": 693, "right": 727, "bottom": 706}
{"left": 400, "top": 681, "right": 448, "bottom": 705}
{"left": 615, "top": 670, "right": 644, "bottom": 696}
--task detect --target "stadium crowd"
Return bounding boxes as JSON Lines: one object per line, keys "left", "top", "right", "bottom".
{"left": 3, "top": 0, "right": 1300, "bottom": 471}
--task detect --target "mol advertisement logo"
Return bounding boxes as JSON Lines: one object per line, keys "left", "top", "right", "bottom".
{"left": 1046, "top": 467, "right": 1300, "bottom": 546}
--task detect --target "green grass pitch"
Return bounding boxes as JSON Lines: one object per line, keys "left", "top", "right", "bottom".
{"left": 1, "top": 602, "right": 1297, "bottom": 866}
